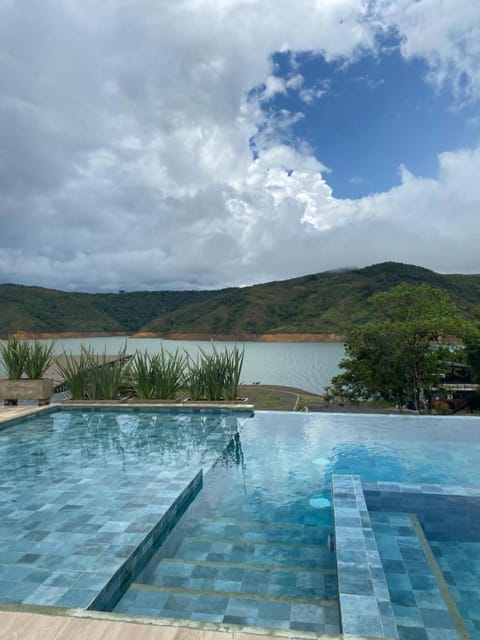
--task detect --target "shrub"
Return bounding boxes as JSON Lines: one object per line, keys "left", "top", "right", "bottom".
{"left": 130, "top": 347, "right": 185, "bottom": 399}
{"left": 57, "top": 345, "right": 129, "bottom": 400}
{"left": 130, "top": 350, "right": 154, "bottom": 399}
{"left": 0, "top": 338, "right": 30, "bottom": 379}
{"left": 184, "top": 355, "right": 206, "bottom": 400}
{"left": 24, "top": 341, "right": 55, "bottom": 379}
{"left": 152, "top": 348, "right": 185, "bottom": 399}
{"left": 56, "top": 346, "right": 93, "bottom": 400}
{"left": 185, "top": 343, "right": 244, "bottom": 401}
{"left": 222, "top": 344, "right": 244, "bottom": 400}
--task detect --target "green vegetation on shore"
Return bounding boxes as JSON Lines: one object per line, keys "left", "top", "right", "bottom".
{"left": 3, "top": 262, "right": 480, "bottom": 338}
{"left": 327, "top": 283, "right": 466, "bottom": 411}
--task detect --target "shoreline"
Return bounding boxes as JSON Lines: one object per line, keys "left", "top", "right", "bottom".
{"left": 11, "top": 331, "right": 345, "bottom": 343}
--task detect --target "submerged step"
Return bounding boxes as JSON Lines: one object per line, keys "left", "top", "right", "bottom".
{"left": 156, "top": 556, "right": 337, "bottom": 573}
{"left": 113, "top": 584, "right": 341, "bottom": 634}
{"left": 174, "top": 536, "right": 336, "bottom": 570}
{"left": 194, "top": 519, "right": 331, "bottom": 545}
{"left": 141, "top": 558, "right": 337, "bottom": 601}
{"left": 214, "top": 504, "right": 334, "bottom": 527}
{"left": 185, "top": 531, "right": 327, "bottom": 549}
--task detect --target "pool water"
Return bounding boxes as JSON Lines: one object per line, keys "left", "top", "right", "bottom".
{"left": 2, "top": 409, "right": 480, "bottom": 637}
{"left": 430, "top": 540, "right": 480, "bottom": 635}
{"left": 0, "top": 408, "right": 248, "bottom": 608}
{"left": 113, "top": 411, "right": 480, "bottom": 636}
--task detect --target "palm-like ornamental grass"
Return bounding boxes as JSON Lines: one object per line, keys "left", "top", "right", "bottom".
{"left": 24, "top": 341, "right": 55, "bottom": 379}
{"left": 185, "top": 343, "right": 244, "bottom": 401}
{"left": 131, "top": 347, "right": 185, "bottom": 399}
{"left": 0, "top": 338, "right": 30, "bottom": 379}
{"left": 57, "top": 344, "right": 129, "bottom": 400}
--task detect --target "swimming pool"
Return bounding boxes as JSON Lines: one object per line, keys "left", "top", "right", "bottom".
{"left": 112, "top": 411, "right": 480, "bottom": 638}
{"left": 1, "top": 409, "right": 480, "bottom": 638}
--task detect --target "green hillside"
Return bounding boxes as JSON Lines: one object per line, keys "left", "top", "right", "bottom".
{"left": 1, "top": 262, "right": 480, "bottom": 338}
{"left": 143, "top": 262, "right": 480, "bottom": 335}
{"left": 0, "top": 284, "right": 223, "bottom": 337}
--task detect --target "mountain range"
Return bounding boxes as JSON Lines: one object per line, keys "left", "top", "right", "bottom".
{"left": 1, "top": 262, "right": 480, "bottom": 339}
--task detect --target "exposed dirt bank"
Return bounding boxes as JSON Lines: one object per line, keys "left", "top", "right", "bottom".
{"left": 131, "top": 332, "right": 345, "bottom": 342}
{"left": 9, "top": 331, "right": 345, "bottom": 343}
{"left": 9, "top": 331, "right": 128, "bottom": 340}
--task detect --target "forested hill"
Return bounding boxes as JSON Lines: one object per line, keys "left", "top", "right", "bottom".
{"left": 2, "top": 262, "right": 480, "bottom": 338}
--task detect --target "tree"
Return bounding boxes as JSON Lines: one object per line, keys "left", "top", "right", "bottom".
{"left": 463, "top": 325, "right": 480, "bottom": 383}
{"left": 327, "top": 283, "right": 462, "bottom": 411}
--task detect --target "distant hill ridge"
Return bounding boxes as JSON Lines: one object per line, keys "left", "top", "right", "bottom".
{"left": 1, "top": 262, "right": 480, "bottom": 339}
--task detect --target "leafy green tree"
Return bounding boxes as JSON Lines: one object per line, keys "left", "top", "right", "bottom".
{"left": 463, "top": 325, "right": 480, "bottom": 383}
{"left": 328, "top": 283, "right": 462, "bottom": 411}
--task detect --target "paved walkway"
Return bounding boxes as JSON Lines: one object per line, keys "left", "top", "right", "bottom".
{"left": 0, "top": 404, "right": 52, "bottom": 424}
{"left": 0, "top": 610, "right": 324, "bottom": 640}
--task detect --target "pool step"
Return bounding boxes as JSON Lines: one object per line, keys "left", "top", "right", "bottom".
{"left": 143, "top": 558, "right": 337, "bottom": 601}
{"left": 114, "top": 583, "right": 341, "bottom": 633}
{"left": 215, "top": 505, "right": 333, "bottom": 527}
{"left": 192, "top": 518, "right": 331, "bottom": 545}
{"left": 173, "top": 535, "right": 335, "bottom": 570}
{"left": 113, "top": 511, "right": 338, "bottom": 633}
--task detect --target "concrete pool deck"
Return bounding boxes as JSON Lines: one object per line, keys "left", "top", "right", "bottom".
{"left": 0, "top": 403, "right": 54, "bottom": 423}
{"left": 0, "top": 608, "right": 340, "bottom": 640}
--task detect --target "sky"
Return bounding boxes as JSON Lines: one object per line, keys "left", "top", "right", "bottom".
{"left": 1, "top": 0, "right": 480, "bottom": 292}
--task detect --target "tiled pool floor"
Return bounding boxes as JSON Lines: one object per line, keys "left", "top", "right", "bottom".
{"left": 430, "top": 540, "right": 480, "bottom": 636}
{"left": 0, "top": 409, "right": 244, "bottom": 610}
{"left": 370, "top": 512, "right": 469, "bottom": 640}
{"left": 115, "top": 520, "right": 339, "bottom": 633}
{"left": 114, "top": 457, "right": 340, "bottom": 634}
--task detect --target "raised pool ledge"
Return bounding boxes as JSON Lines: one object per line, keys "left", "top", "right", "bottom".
{"left": 0, "top": 407, "right": 246, "bottom": 613}
{"left": 87, "top": 467, "right": 203, "bottom": 612}
{"left": 332, "top": 474, "right": 398, "bottom": 639}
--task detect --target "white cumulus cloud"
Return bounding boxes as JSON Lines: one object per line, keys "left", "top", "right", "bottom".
{"left": 0, "top": 0, "right": 479, "bottom": 291}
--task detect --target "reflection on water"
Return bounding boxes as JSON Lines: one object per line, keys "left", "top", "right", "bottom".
{"left": 0, "top": 410, "right": 240, "bottom": 482}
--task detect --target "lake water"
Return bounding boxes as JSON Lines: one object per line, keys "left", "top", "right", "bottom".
{"left": 46, "top": 337, "right": 345, "bottom": 394}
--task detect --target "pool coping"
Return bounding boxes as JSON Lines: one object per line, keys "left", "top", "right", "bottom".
{"left": 332, "top": 475, "right": 398, "bottom": 639}
{"left": 63, "top": 400, "right": 255, "bottom": 411}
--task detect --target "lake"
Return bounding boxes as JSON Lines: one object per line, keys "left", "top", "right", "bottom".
{"left": 47, "top": 337, "right": 345, "bottom": 394}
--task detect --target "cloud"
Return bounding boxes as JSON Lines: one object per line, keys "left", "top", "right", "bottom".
{"left": 374, "top": 0, "right": 480, "bottom": 104}
{"left": 0, "top": 1, "right": 479, "bottom": 291}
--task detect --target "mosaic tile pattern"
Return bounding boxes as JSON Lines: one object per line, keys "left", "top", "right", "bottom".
{"left": 371, "top": 511, "right": 467, "bottom": 640}
{"left": 114, "top": 439, "right": 340, "bottom": 635}
{"left": 116, "top": 585, "right": 341, "bottom": 632}
{"left": 360, "top": 479, "right": 480, "bottom": 639}
{"left": 332, "top": 475, "right": 398, "bottom": 639}
{"left": 363, "top": 481, "right": 480, "bottom": 542}
{"left": 144, "top": 557, "right": 337, "bottom": 600}
{"left": 0, "top": 408, "right": 245, "bottom": 609}
{"left": 430, "top": 540, "right": 480, "bottom": 637}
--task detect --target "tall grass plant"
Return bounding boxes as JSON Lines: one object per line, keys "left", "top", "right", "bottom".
{"left": 24, "top": 341, "right": 55, "bottom": 379}
{"left": 0, "top": 338, "right": 29, "bottom": 379}
{"left": 130, "top": 347, "right": 185, "bottom": 399}
{"left": 57, "top": 345, "right": 129, "bottom": 400}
